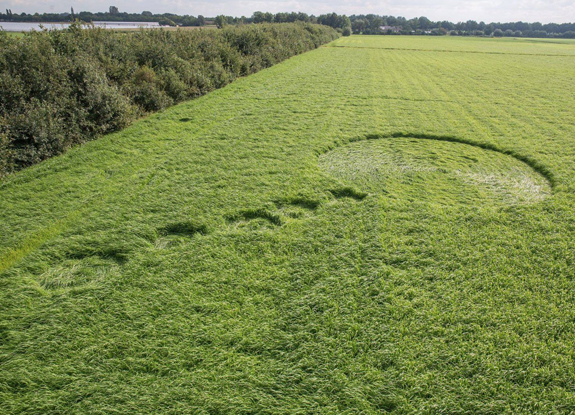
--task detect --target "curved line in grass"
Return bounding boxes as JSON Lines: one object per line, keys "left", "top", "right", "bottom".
{"left": 0, "top": 211, "right": 81, "bottom": 275}
{"left": 1, "top": 132, "right": 555, "bottom": 275}
{"left": 326, "top": 132, "right": 556, "bottom": 191}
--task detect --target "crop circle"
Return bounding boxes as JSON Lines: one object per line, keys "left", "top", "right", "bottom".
{"left": 319, "top": 138, "right": 551, "bottom": 206}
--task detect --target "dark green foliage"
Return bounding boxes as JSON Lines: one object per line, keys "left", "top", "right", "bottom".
{"left": 0, "top": 9, "right": 208, "bottom": 26}
{"left": 317, "top": 13, "right": 351, "bottom": 30}
{"left": 0, "top": 23, "right": 338, "bottom": 176}
{"left": 214, "top": 15, "right": 229, "bottom": 28}
{"left": 347, "top": 14, "right": 575, "bottom": 38}
{"left": 158, "top": 17, "right": 176, "bottom": 27}
{"left": 0, "top": 118, "right": 10, "bottom": 174}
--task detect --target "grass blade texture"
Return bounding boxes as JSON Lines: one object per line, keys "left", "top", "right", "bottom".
{"left": 1, "top": 35, "right": 575, "bottom": 413}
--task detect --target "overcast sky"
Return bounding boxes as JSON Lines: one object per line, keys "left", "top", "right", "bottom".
{"left": 2, "top": 0, "right": 574, "bottom": 23}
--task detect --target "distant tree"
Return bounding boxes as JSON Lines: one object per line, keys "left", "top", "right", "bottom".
{"left": 317, "top": 13, "right": 351, "bottom": 30}
{"left": 252, "top": 11, "right": 264, "bottom": 23}
{"left": 109, "top": 6, "right": 119, "bottom": 15}
{"left": 197, "top": 15, "right": 205, "bottom": 26}
{"left": 274, "top": 12, "right": 287, "bottom": 23}
{"left": 370, "top": 17, "right": 384, "bottom": 33}
{"left": 440, "top": 20, "right": 455, "bottom": 30}
{"left": 142, "top": 11, "right": 153, "bottom": 17}
{"left": 214, "top": 15, "right": 227, "bottom": 28}
{"left": 297, "top": 12, "right": 309, "bottom": 22}
{"left": 430, "top": 28, "right": 446, "bottom": 36}
{"left": 514, "top": 30, "right": 522, "bottom": 37}
{"left": 408, "top": 17, "right": 419, "bottom": 31}
{"left": 466, "top": 20, "right": 479, "bottom": 31}
{"left": 493, "top": 28, "right": 504, "bottom": 37}
{"left": 544, "top": 23, "right": 560, "bottom": 34}
{"left": 253, "top": 11, "right": 273, "bottom": 23}
{"left": 532, "top": 30, "right": 548, "bottom": 38}
{"left": 504, "top": 29, "right": 514, "bottom": 37}
{"left": 352, "top": 19, "right": 366, "bottom": 34}
{"left": 181, "top": 16, "right": 199, "bottom": 26}
{"left": 418, "top": 16, "right": 431, "bottom": 30}
{"left": 342, "top": 26, "right": 352, "bottom": 36}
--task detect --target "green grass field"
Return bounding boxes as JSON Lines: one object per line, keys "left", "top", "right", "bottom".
{"left": 3, "top": 32, "right": 24, "bottom": 37}
{"left": 1, "top": 35, "right": 575, "bottom": 413}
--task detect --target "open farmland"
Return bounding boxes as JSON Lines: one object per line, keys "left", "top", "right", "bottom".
{"left": 1, "top": 35, "right": 575, "bottom": 413}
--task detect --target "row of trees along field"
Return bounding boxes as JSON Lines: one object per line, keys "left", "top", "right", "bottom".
{"left": 0, "top": 8, "right": 348, "bottom": 29}
{"left": 1, "top": 7, "right": 208, "bottom": 26}
{"left": 0, "top": 23, "right": 339, "bottom": 176}
{"left": 2, "top": 8, "right": 573, "bottom": 38}
{"left": 1, "top": 8, "right": 353, "bottom": 33}
{"left": 349, "top": 15, "right": 575, "bottom": 38}
{"left": 214, "top": 12, "right": 351, "bottom": 32}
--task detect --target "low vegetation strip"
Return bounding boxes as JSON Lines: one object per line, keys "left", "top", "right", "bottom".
{"left": 0, "top": 22, "right": 339, "bottom": 176}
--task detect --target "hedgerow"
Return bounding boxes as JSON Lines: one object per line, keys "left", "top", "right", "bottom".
{"left": 0, "top": 23, "right": 338, "bottom": 176}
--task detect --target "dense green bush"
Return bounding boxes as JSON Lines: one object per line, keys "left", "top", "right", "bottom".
{"left": 0, "top": 23, "right": 338, "bottom": 176}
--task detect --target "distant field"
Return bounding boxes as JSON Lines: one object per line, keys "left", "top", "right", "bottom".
{"left": 331, "top": 34, "right": 575, "bottom": 55}
{"left": 1, "top": 35, "right": 575, "bottom": 413}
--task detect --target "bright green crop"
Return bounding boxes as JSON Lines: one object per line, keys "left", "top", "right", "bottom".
{"left": 1, "top": 35, "right": 575, "bottom": 413}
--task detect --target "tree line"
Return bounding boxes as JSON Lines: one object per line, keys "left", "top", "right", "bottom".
{"left": 1, "top": 8, "right": 208, "bottom": 27}
{"left": 0, "top": 8, "right": 353, "bottom": 32}
{"left": 0, "top": 23, "right": 339, "bottom": 176}
{"left": 2, "top": 8, "right": 574, "bottom": 38}
{"left": 213, "top": 12, "right": 351, "bottom": 32}
{"left": 349, "top": 15, "right": 575, "bottom": 38}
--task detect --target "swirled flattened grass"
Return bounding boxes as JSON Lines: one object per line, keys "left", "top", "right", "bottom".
{"left": 319, "top": 137, "right": 551, "bottom": 206}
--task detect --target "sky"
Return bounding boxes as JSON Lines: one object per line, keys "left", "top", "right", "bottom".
{"left": 1, "top": 0, "right": 574, "bottom": 24}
